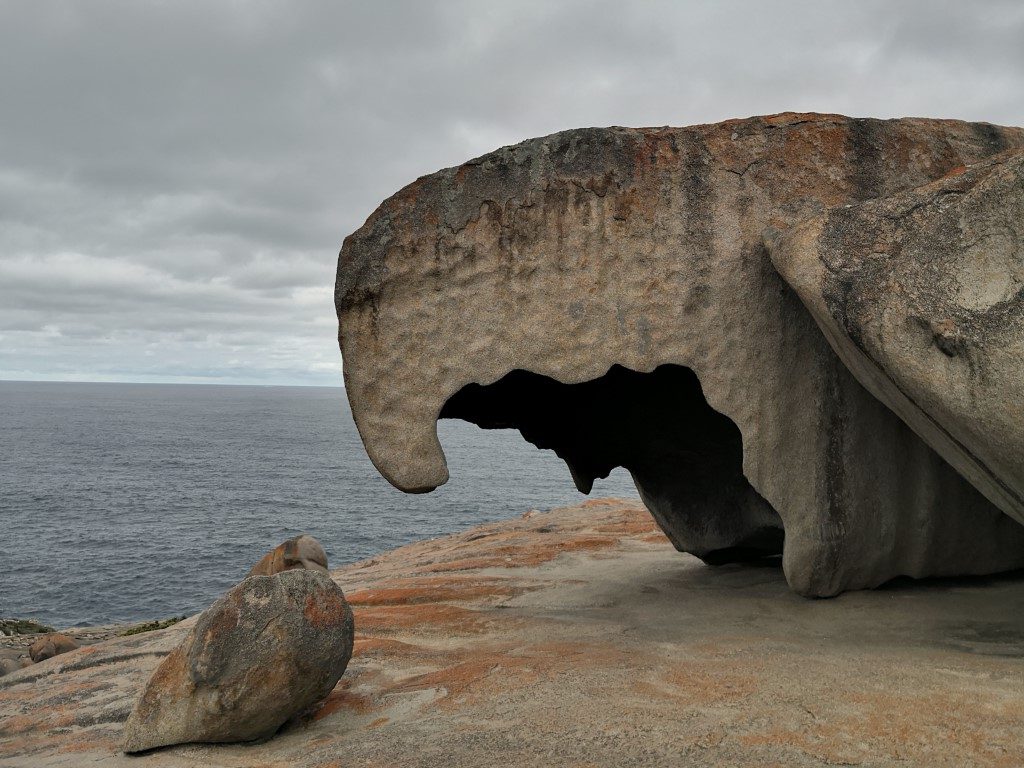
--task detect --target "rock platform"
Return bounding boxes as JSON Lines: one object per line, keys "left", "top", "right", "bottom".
{"left": 2, "top": 498, "right": 1023, "bottom": 767}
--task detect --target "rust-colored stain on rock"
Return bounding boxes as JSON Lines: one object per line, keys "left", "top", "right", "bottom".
{"left": 303, "top": 590, "right": 350, "bottom": 629}
{"left": 352, "top": 602, "right": 503, "bottom": 635}
{"left": 346, "top": 579, "right": 526, "bottom": 607}
{"left": 313, "top": 683, "right": 377, "bottom": 720}
{"left": 4, "top": 499, "right": 1024, "bottom": 766}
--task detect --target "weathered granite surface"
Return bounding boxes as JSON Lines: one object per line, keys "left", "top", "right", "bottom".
{"left": 122, "top": 570, "right": 354, "bottom": 752}
{"left": 769, "top": 148, "right": 1024, "bottom": 526}
{"left": 3, "top": 499, "right": 1024, "bottom": 766}
{"left": 27, "top": 635, "right": 78, "bottom": 664}
{"left": 336, "top": 113, "right": 1024, "bottom": 596}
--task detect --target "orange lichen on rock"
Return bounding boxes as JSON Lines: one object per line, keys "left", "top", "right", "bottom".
{"left": 659, "top": 661, "right": 762, "bottom": 704}
{"left": 313, "top": 684, "right": 378, "bottom": 721}
{"left": 384, "top": 654, "right": 533, "bottom": 706}
{"left": 346, "top": 578, "right": 526, "bottom": 607}
{"left": 352, "top": 602, "right": 503, "bottom": 635}
{"left": 6, "top": 498, "right": 1024, "bottom": 766}
{"left": 739, "top": 689, "right": 1024, "bottom": 767}
{"left": 351, "top": 636, "right": 421, "bottom": 658}
{"left": 303, "top": 589, "right": 352, "bottom": 629}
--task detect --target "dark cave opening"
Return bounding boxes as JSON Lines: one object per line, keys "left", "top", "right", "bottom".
{"left": 440, "top": 364, "right": 785, "bottom": 565}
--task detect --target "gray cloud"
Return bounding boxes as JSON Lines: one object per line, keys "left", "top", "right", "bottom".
{"left": 1, "top": 0, "right": 1022, "bottom": 383}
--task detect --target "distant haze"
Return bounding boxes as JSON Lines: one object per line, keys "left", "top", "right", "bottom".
{"left": 2, "top": 1, "right": 1022, "bottom": 384}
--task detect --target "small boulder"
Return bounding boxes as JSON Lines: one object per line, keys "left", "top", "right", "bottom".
{"left": 0, "top": 657, "right": 33, "bottom": 676}
{"left": 122, "top": 569, "right": 354, "bottom": 753}
{"left": 28, "top": 633, "right": 79, "bottom": 663}
{"left": 247, "top": 534, "right": 329, "bottom": 577}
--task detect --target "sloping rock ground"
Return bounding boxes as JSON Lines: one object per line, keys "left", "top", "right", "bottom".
{"left": 2, "top": 498, "right": 1024, "bottom": 767}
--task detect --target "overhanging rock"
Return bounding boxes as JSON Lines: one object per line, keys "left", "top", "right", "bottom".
{"left": 336, "top": 113, "right": 1024, "bottom": 597}
{"left": 768, "top": 148, "right": 1024, "bottom": 526}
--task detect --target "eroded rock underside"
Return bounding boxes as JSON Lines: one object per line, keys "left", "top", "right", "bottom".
{"left": 769, "top": 148, "right": 1024, "bottom": 527}
{"left": 336, "top": 113, "right": 1024, "bottom": 596}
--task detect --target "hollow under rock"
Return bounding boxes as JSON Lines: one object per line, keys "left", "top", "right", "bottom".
{"left": 336, "top": 114, "right": 1024, "bottom": 596}
{"left": 441, "top": 364, "right": 784, "bottom": 565}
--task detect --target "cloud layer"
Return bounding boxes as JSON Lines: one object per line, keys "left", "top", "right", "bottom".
{"left": 2, "top": 0, "right": 1022, "bottom": 383}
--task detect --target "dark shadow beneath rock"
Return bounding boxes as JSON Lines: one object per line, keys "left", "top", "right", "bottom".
{"left": 441, "top": 364, "right": 785, "bottom": 564}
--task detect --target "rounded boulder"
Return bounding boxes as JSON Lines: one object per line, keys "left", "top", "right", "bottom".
{"left": 122, "top": 569, "right": 354, "bottom": 753}
{"left": 247, "top": 534, "right": 329, "bottom": 577}
{"left": 0, "top": 657, "right": 33, "bottom": 676}
{"left": 28, "top": 633, "right": 79, "bottom": 663}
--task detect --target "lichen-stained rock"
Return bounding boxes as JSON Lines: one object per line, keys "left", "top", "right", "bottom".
{"left": 247, "top": 534, "right": 329, "bottom": 578}
{"left": 28, "top": 633, "right": 78, "bottom": 663}
{"left": 336, "top": 113, "right": 1024, "bottom": 596}
{"left": 6, "top": 500, "right": 1024, "bottom": 767}
{"left": 769, "top": 149, "right": 1024, "bottom": 527}
{"left": 122, "top": 570, "right": 354, "bottom": 753}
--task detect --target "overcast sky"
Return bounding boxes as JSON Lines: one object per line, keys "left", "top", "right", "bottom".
{"left": 1, "top": 1, "right": 1022, "bottom": 385}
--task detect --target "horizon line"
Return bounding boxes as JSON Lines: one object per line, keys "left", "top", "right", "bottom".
{"left": 0, "top": 377, "right": 345, "bottom": 389}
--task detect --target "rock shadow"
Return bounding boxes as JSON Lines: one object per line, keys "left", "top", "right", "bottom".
{"left": 440, "top": 364, "right": 785, "bottom": 564}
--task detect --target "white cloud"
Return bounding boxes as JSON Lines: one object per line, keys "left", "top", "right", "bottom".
{"left": 0, "top": 0, "right": 1021, "bottom": 384}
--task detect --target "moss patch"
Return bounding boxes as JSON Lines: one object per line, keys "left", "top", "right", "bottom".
{"left": 119, "top": 616, "right": 185, "bottom": 636}
{"left": 0, "top": 618, "right": 56, "bottom": 636}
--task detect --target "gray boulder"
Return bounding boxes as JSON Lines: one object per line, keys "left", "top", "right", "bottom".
{"left": 0, "top": 657, "right": 33, "bottom": 676}
{"left": 769, "top": 149, "right": 1024, "bottom": 526}
{"left": 122, "top": 569, "right": 354, "bottom": 753}
{"left": 336, "top": 113, "right": 1024, "bottom": 596}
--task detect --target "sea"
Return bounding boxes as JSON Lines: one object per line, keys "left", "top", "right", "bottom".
{"left": 0, "top": 381, "right": 638, "bottom": 628}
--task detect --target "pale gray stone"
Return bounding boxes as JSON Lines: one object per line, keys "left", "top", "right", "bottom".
{"left": 336, "top": 113, "right": 1024, "bottom": 596}
{"left": 769, "top": 148, "right": 1024, "bottom": 528}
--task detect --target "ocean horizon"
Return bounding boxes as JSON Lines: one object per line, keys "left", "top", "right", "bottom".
{"left": 0, "top": 380, "right": 638, "bottom": 628}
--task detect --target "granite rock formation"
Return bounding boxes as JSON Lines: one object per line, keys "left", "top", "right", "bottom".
{"left": 335, "top": 113, "right": 1024, "bottom": 597}
{"left": 122, "top": 570, "right": 354, "bottom": 753}
{"left": 0, "top": 658, "right": 31, "bottom": 677}
{"left": 7, "top": 500, "right": 1024, "bottom": 766}
{"left": 247, "top": 534, "right": 330, "bottom": 578}
{"left": 28, "top": 634, "right": 78, "bottom": 663}
{"left": 769, "top": 148, "right": 1024, "bottom": 526}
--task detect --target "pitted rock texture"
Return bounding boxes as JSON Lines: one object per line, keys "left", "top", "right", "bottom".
{"left": 246, "top": 534, "right": 329, "bottom": 578}
{"left": 4, "top": 500, "right": 1024, "bottom": 767}
{"left": 121, "top": 569, "right": 354, "bottom": 753}
{"left": 769, "top": 149, "right": 1024, "bottom": 525}
{"left": 336, "top": 112, "right": 1024, "bottom": 596}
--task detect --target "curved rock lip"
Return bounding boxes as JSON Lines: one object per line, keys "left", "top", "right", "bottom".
{"left": 768, "top": 148, "right": 1024, "bottom": 524}
{"left": 335, "top": 112, "right": 1024, "bottom": 496}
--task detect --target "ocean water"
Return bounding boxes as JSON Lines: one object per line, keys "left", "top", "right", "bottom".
{"left": 0, "top": 381, "right": 637, "bottom": 627}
